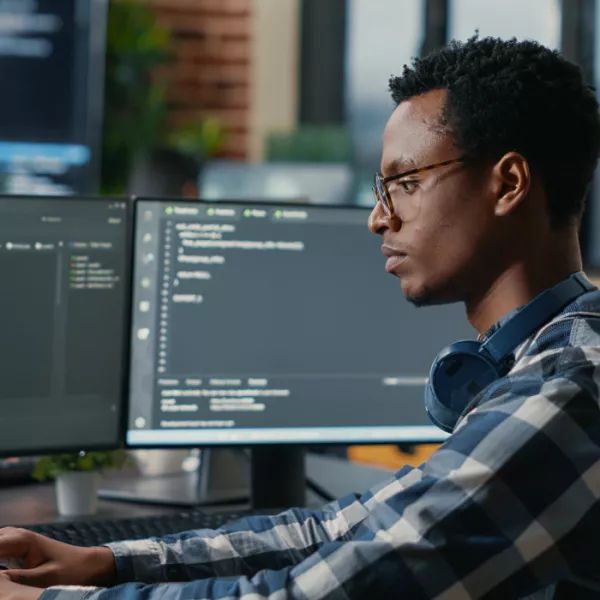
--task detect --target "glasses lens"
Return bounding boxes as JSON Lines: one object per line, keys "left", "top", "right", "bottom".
{"left": 385, "top": 178, "right": 422, "bottom": 222}
{"left": 374, "top": 175, "right": 391, "bottom": 216}
{"left": 372, "top": 185, "right": 380, "bottom": 206}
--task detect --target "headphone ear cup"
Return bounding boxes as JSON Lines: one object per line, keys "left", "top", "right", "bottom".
{"left": 425, "top": 340, "right": 503, "bottom": 433}
{"left": 423, "top": 274, "right": 596, "bottom": 434}
{"left": 425, "top": 377, "right": 461, "bottom": 433}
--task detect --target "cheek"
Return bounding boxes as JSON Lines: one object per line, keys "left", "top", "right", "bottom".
{"left": 411, "top": 207, "right": 488, "bottom": 273}
{"left": 403, "top": 179, "right": 496, "bottom": 289}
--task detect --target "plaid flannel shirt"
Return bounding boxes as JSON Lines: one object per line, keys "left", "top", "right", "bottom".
{"left": 41, "top": 284, "right": 600, "bottom": 599}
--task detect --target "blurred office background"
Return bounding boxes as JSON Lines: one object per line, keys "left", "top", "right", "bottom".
{"left": 1, "top": 0, "right": 599, "bottom": 470}
{"left": 5, "top": 0, "right": 597, "bottom": 265}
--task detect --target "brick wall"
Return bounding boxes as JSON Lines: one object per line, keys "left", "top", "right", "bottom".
{"left": 149, "top": 0, "right": 252, "bottom": 159}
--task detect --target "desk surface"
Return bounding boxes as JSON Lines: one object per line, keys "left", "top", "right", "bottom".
{"left": 0, "top": 481, "right": 184, "bottom": 526}
{"left": 0, "top": 454, "right": 394, "bottom": 527}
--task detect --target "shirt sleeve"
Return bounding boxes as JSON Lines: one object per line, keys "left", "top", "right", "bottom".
{"left": 106, "top": 493, "right": 372, "bottom": 583}
{"left": 38, "top": 365, "right": 600, "bottom": 599}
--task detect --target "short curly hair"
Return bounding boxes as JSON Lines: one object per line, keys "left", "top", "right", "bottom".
{"left": 389, "top": 36, "right": 600, "bottom": 229}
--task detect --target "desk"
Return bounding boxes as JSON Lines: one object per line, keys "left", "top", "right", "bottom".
{"left": 0, "top": 454, "right": 395, "bottom": 527}
{"left": 306, "top": 454, "right": 394, "bottom": 497}
{"left": 0, "top": 481, "right": 183, "bottom": 527}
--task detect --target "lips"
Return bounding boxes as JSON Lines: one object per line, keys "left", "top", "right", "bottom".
{"left": 381, "top": 245, "right": 408, "bottom": 274}
{"left": 385, "top": 254, "right": 408, "bottom": 273}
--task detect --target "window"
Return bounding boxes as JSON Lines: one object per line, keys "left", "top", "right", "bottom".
{"left": 345, "top": 0, "right": 424, "bottom": 205}
{"left": 449, "top": 0, "right": 561, "bottom": 49}
{"left": 588, "top": 0, "right": 600, "bottom": 266}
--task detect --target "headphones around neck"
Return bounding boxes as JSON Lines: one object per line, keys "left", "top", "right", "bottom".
{"left": 425, "top": 272, "right": 596, "bottom": 433}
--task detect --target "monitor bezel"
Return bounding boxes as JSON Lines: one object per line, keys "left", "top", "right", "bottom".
{"left": 81, "top": 0, "right": 109, "bottom": 195}
{"left": 125, "top": 196, "right": 447, "bottom": 447}
{"left": 0, "top": 194, "right": 133, "bottom": 459}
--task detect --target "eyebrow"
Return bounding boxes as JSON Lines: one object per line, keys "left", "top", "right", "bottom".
{"left": 382, "top": 157, "right": 417, "bottom": 177}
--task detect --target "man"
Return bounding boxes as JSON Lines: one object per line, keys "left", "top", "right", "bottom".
{"left": 2, "top": 35, "right": 600, "bottom": 599}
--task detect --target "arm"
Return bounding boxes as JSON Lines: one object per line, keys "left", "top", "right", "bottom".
{"left": 104, "top": 492, "right": 374, "bottom": 583}
{"left": 36, "top": 366, "right": 600, "bottom": 599}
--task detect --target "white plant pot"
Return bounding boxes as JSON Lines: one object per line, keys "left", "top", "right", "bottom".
{"left": 55, "top": 471, "right": 100, "bottom": 517}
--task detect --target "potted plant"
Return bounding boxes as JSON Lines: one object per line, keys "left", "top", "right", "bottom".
{"left": 165, "top": 119, "right": 226, "bottom": 165}
{"left": 33, "top": 450, "right": 129, "bottom": 517}
{"left": 101, "top": 0, "right": 172, "bottom": 194}
{"left": 101, "top": 0, "right": 225, "bottom": 195}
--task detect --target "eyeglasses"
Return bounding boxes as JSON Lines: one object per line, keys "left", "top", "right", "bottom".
{"left": 373, "top": 155, "right": 466, "bottom": 219}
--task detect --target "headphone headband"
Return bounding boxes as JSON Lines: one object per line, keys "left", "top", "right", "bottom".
{"left": 482, "top": 272, "right": 595, "bottom": 362}
{"left": 425, "top": 272, "right": 596, "bottom": 433}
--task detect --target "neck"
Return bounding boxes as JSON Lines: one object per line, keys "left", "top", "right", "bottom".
{"left": 466, "top": 229, "right": 582, "bottom": 335}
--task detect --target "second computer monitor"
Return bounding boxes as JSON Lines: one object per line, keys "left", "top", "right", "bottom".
{"left": 127, "top": 199, "right": 474, "bottom": 447}
{"left": 0, "top": 196, "right": 129, "bottom": 457}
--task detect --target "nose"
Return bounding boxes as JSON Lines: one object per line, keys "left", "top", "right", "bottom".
{"left": 368, "top": 201, "right": 399, "bottom": 235}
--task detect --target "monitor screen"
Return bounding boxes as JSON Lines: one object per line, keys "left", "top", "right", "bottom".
{"left": 0, "top": 0, "right": 107, "bottom": 195}
{"left": 127, "top": 199, "right": 474, "bottom": 446}
{"left": 0, "top": 196, "right": 129, "bottom": 456}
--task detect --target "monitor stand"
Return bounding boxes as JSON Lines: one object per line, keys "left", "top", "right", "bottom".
{"left": 99, "top": 448, "right": 250, "bottom": 507}
{"left": 98, "top": 447, "right": 307, "bottom": 509}
{"left": 251, "top": 446, "right": 305, "bottom": 509}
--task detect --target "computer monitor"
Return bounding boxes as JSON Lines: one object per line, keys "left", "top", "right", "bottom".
{"left": 0, "top": 196, "right": 130, "bottom": 457}
{"left": 128, "top": 198, "right": 475, "bottom": 441}
{"left": 128, "top": 199, "right": 475, "bottom": 446}
{"left": 0, "top": 0, "right": 108, "bottom": 195}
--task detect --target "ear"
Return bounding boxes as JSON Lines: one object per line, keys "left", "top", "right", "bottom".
{"left": 491, "top": 152, "right": 531, "bottom": 217}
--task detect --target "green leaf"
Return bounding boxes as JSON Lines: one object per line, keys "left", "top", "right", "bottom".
{"left": 101, "top": 0, "right": 225, "bottom": 193}
{"left": 33, "top": 450, "right": 131, "bottom": 481}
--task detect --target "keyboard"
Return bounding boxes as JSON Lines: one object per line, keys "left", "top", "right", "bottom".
{"left": 24, "top": 508, "right": 256, "bottom": 547}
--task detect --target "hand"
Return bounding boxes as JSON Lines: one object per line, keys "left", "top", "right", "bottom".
{"left": 0, "top": 528, "right": 117, "bottom": 588}
{"left": 0, "top": 575, "right": 43, "bottom": 600}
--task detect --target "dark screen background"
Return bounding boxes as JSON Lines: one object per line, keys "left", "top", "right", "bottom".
{"left": 0, "top": 252, "right": 56, "bottom": 397}
{"left": 130, "top": 202, "right": 475, "bottom": 438}
{"left": 0, "top": 1, "right": 77, "bottom": 142}
{"left": 0, "top": 198, "right": 128, "bottom": 456}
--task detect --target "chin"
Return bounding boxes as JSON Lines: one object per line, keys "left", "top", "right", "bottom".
{"left": 404, "top": 289, "right": 438, "bottom": 307}
{"left": 401, "top": 276, "right": 456, "bottom": 307}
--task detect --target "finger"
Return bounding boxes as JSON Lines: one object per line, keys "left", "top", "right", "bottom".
{"left": 3, "top": 565, "right": 56, "bottom": 588}
{"left": 0, "top": 528, "right": 28, "bottom": 539}
{"left": 0, "top": 530, "right": 31, "bottom": 558}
